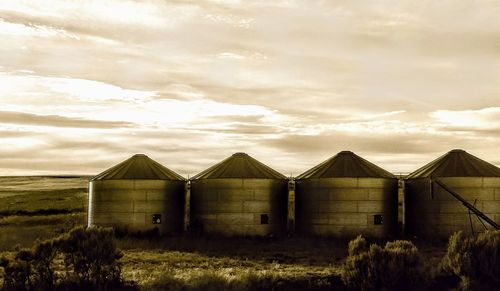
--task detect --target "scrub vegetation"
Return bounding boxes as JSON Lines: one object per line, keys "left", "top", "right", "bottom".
{"left": 0, "top": 177, "right": 498, "bottom": 290}
{"left": 441, "top": 230, "right": 500, "bottom": 290}
{"left": 341, "top": 236, "right": 425, "bottom": 291}
{"left": 0, "top": 227, "right": 132, "bottom": 291}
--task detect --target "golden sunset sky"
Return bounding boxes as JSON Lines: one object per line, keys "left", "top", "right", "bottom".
{"left": 1, "top": 0, "right": 499, "bottom": 176}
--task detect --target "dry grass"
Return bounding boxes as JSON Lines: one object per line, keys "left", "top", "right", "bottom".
{"left": 121, "top": 250, "right": 341, "bottom": 290}
{"left": 118, "top": 236, "right": 347, "bottom": 264}
{"left": 117, "top": 235, "right": 346, "bottom": 289}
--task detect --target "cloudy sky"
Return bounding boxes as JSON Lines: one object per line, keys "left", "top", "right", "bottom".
{"left": 1, "top": 0, "right": 500, "bottom": 177}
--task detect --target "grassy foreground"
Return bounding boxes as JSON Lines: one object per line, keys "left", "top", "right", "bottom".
{"left": 119, "top": 238, "right": 343, "bottom": 290}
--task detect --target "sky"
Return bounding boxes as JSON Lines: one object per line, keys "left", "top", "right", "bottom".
{"left": 1, "top": 0, "right": 500, "bottom": 177}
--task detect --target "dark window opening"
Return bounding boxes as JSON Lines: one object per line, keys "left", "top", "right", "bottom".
{"left": 373, "top": 214, "right": 383, "bottom": 225}
{"left": 152, "top": 214, "right": 162, "bottom": 224}
{"left": 260, "top": 214, "right": 269, "bottom": 224}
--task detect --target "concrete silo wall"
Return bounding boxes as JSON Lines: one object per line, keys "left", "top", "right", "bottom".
{"left": 295, "top": 178, "right": 398, "bottom": 238}
{"left": 190, "top": 179, "right": 288, "bottom": 236}
{"left": 88, "top": 180, "right": 186, "bottom": 234}
{"left": 405, "top": 177, "right": 500, "bottom": 238}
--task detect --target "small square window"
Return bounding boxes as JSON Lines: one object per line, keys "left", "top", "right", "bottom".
{"left": 152, "top": 214, "right": 162, "bottom": 224}
{"left": 260, "top": 214, "right": 269, "bottom": 224}
{"left": 373, "top": 214, "right": 383, "bottom": 225}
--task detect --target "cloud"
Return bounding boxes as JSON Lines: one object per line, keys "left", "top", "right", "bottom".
{"left": 0, "top": 110, "right": 132, "bottom": 128}
{"left": 0, "top": 18, "right": 80, "bottom": 39}
{"left": 1, "top": 1, "right": 500, "bottom": 175}
{"left": 0, "top": 130, "right": 36, "bottom": 138}
{"left": 431, "top": 107, "right": 500, "bottom": 130}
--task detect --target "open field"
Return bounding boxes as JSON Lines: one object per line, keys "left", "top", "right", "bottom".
{"left": 0, "top": 176, "right": 88, "bottom": 251}
{"left": 0, "top": 176, "right": 88, "bottom": 212}
{"left": 0, "top": 176, "right": 448, "bottom": 290}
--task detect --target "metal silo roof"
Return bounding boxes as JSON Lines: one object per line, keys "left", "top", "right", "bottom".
{"left": 406, "top": 149, "right": 500, "bottom": 178}
{"left": 296, "top": 151, "right": 395, "bottom": 179}
{"left": 91, "top": 154, "right": 186, "bottom": 181}
{"left": 191, "top": 152, "right": 287, "bottom": 179}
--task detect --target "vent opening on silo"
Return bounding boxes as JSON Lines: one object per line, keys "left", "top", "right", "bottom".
{"left": 260, "top": 214, "right": 269, "bottom": 224}
{"left": 373, "top": 214, "right": 383, "bottom": 225}
{"left": 152, "top": 214, "right": 162, "bottom": 224}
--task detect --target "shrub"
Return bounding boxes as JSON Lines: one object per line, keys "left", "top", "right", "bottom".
{"left": 341, "top": 237, "right": 425, "bottom": 291}
{"left": 56, "top": 226, "right": 124, "bottom": 290}
{"left": 348, "top": 235, "right": 368, "bottom": 256}
{"left": 0, "top": 250, "right": 35, "bottom": 291}
{"left": 441, "top": 230, "right": 500, "bottom": 290}
{"left": 0, "top": 241, "right": 58, "bottom": 291}
{"left": 31, "top": 239, "right": 58, "bottom": 290}
{"left": 0, "top": 226, "right": 131, "bottom": 291}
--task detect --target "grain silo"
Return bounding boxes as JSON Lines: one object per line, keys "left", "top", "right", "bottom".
{"left": 88, "top": 154, "right": 186, "bottom": 235}
{"left": 295, "top": 151, "right": 398, "bottom": 238}
{"left": 190, "top": 153, "right": 288, "bottom": 236}
{"left": 405, "top": 149, "right": 500, "bottom": 238}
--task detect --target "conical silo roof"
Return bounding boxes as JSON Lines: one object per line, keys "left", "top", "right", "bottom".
{"left": 191, "top": 152, "right": 286, "bottom": 179}
{"left": 296, "top": 151, "right": 395, "bottom": 179}
{"left": 406, "top": 149, "right": 500, "bottom": 178}
{"left": 91, "top": 154, "right": 186, "bottom": 181}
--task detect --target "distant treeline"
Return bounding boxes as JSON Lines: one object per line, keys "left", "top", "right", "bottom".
{"left": 0, "top": 176, "right": 91, "bottom": 178}
{"left": 0, "top": 208, "right": 84, "bottom": 217}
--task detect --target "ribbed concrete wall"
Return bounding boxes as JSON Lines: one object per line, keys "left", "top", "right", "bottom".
{"left": 295, "top": 178, "right": 398, "bottom": 237}
{"left": 190, "top": 179, "right": 288, "bottom": 236}
{"left": 88, "top": 180, "right": 186, "bottom": 234}
{"left": 405, "top": 177, "right": 500, "bottom": 238}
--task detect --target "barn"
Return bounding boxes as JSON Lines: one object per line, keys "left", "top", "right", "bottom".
{"left": 88, "top": 154, "right": 186, "bottom": 235}
{"left": 295, "top": 151, "right": 398, "bottom": 237}
{"left": 189, "top": 152, "right": 288, "bottom": 236}
{"left": 404, "top": 149, "right": 500, "bottom": 238}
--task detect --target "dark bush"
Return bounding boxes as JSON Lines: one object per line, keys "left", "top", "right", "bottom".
{"left": 341, "top": 236, "right": 425, "bottom": 291}
{"left": 0, "top": 226, "right": 132, "bottom": 291}
{"left": 1, "top": 241, "right": 58, "bottom": 291}
{"left": 0, "top": 250, "right": 35, "bottom": 291}
{"left": 31, "top": 240, "right": 58, "bottom": 290}
{"left": 347, "top": 235, "right": 368, "bottom": 256}
{"left": 441, "top": 230, "right": 500, "bottom": 290}
{"left": 56, "top": 226, "right": 124, "bottom": 290}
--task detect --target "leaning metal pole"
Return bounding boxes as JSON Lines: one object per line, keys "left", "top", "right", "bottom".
{"left": 432, "top": 178, "right": 500, "bottom": 230}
